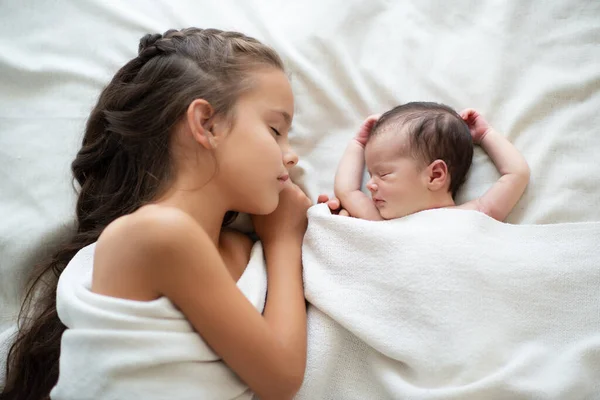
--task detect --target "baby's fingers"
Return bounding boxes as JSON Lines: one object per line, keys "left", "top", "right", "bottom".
{"left": 327, "top": 198, "right": 341, "bottom": 211}
{"left": 318, "top": 194, "right": 343, "bottom": 214}
{"left": 317, "top": 194, "right": 330, "bottom": 204}
{"left": 365, "top": 113, "right": 381, "bottom": 124}
{"left": 364, "top": 114, "right": 381, "bottom": 131}
{"left": 357, "top": 114, "right": 381, "bottom": 137}
{"left": 459, "top": 108, "right": 477, "bottom": 121}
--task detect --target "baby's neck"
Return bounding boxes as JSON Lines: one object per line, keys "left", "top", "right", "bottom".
{"left": 425, "top": 193, "right": 456, "bottom": 211}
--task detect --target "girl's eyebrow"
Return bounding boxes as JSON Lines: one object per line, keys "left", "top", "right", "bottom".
{"left": 270, "top": 109, "right": 292, "bottom": 126}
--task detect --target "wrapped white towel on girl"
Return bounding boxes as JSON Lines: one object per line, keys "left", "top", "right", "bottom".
{"left": 51, "top": 242, "right": 268, "bottom": 400}
{"left": 297, "top": 204, "right": 600, "bottom": 399}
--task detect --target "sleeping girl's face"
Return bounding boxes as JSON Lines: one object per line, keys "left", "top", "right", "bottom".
{"left": 213, "top": 68, "right": 298, "bottom": 215}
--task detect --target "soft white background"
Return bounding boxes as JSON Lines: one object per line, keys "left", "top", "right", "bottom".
{"left": 1, "top": 0, "right": 599, "bottom": 372}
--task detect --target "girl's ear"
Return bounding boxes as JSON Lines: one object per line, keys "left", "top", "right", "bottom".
{"left": 186, "top": 99, "right": 217, "bottom": 149}
{"left": 425, "top": 159, "right": 449, "bottom": 192}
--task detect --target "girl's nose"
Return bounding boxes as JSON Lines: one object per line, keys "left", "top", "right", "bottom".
{"left": 283, "top": 150, "right": 298, "bottom": 169}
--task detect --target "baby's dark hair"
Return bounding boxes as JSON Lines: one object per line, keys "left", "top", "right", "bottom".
{"left": 370, "top": 102, "right": 473, "bottom": 198}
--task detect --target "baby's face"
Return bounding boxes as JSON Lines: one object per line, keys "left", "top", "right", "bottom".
{"left": 364, "top": 132, "right": 430, "bottom": 219}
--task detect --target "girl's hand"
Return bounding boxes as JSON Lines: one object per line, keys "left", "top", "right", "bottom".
{"left": 252, "top": 184, "right": 311, "bottom": 245}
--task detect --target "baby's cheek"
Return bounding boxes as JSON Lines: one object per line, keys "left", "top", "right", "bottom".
{"left": 379, "top": 182, "right": 393, "bottom": 195}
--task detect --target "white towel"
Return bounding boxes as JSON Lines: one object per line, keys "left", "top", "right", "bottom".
{"left": 297, "top": 204, "right": 600, "bottom": 399}
{"left": 51, "top": 241, "right": 268, "bottom": 400}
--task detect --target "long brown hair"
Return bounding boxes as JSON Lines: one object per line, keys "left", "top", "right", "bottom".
{"left": 1, "top": 27, "right": 284, "bottom": 400}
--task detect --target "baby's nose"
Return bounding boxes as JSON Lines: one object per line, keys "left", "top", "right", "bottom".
{"left": 366, "top": 180, "right": 378, "bottom": 193}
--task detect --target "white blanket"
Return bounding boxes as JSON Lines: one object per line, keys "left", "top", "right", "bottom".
{"left": 50, "top": 242, "right": 267, "bottom": 400}
{"left": 2, "top": 0, "right": 600, "bottom": 393}
{"left": 297, "top": 204, "right": 600, "bottom": 399}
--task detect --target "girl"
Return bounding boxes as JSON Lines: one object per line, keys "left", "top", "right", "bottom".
{"left": 2, "top": 28, "right": 310, "bottom": 400}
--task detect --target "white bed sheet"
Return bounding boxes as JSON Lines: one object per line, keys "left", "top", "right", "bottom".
{"left": 1, "top": 0, "right": 599, "bottom": 387}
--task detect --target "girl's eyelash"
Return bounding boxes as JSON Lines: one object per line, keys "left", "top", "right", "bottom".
{"left": 271, "top": 127, "right": 281, "bottom": 136}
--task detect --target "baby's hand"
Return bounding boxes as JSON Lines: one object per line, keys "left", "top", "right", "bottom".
{"left": 354, "top": 114, "right": 381, "bottom": 147}
{"left": 460, "top": 108, "right": 492, "bottom": 144}
{"left": 317, "top": 194, "right": 350, "bottom": 217}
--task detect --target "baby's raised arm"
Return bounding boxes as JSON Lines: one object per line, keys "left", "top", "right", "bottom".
{"left": 458, "top": 109, "right": 530, "bottom": 221}
{"left": 334, "top": 116, "right": 383, "bottom": 220}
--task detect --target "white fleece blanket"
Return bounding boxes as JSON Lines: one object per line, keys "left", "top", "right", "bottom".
{"left": 2, "top": 0, "right": 600, "bottom": 393}
{"left": 297, "top": 204, "right": 600, "bottom": 399}
{"left": 50, "top": 242, "right": 267, "bottom": 400}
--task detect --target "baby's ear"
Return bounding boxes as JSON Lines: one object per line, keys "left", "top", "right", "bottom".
{"left": 426, "top": 159, "right": 449, "bottom": 192}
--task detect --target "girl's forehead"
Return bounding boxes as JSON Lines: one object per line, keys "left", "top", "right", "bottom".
{"left": 243, "top": 68, "right": 294, "bottom": 114}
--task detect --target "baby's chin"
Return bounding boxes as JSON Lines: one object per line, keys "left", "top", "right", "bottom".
{"left": 380, "top": 205, "right": 416, "bottom": 220}
{"left": 379, "top": 208, "right": 399, "bottom": 220}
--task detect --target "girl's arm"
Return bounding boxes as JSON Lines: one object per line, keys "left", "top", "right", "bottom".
{"left": 95, "top": 186, "right": 310, "bottom": 400}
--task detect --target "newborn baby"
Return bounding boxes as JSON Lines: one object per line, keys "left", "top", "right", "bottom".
{"left": 332, "top": 102, "right": 529, "bottom": 221}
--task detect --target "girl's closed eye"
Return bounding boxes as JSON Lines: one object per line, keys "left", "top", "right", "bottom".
{"left": 271, "top": 127, "right": 281, "bottom": 136}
